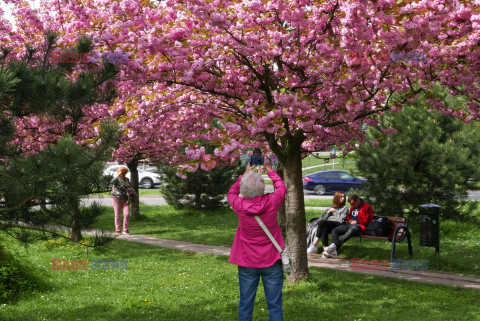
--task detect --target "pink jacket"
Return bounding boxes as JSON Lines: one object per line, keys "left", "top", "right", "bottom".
{"left": 228, "top": 169, "right": 287, "bottom": 268}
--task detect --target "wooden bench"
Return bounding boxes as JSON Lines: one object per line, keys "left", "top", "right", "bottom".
{"left": 358, "top": 216, "right": 413, "bottom": 261}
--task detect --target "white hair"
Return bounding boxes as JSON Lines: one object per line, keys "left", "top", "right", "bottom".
{"left": 240, "top": 171, "right": 265, "bottom": 199}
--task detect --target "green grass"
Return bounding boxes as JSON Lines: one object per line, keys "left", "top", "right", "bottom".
{"left": 303, "top": 199, "right": 333, "bottom": 207}
{"left": 92, "top": 188, "right": 162, "bottom": 197}
{"left": 89, "top": 204, "right": 480, "bottom": 277}
{"left": 137, "top": 188, "right": 163, "bottom": 195}
{"left": 2, "top": 233, "right": 480, "bottom": 321}
{"left": 94, "top": 205, "right": 236, "bottom": 246}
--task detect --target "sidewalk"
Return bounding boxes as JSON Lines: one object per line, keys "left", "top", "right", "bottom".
{"left": 83, "top": 194, "right": 328, "bottom": 209}
{"left": 83, "top": 229, "right": 480, "bottom": 290}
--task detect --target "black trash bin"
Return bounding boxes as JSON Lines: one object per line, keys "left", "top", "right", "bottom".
{"left": 419, "top": 204, "right": 441, "bottom": 253}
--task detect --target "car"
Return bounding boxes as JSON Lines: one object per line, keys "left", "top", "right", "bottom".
{"left": 103, "top": 165, "right": 162, "bottom": 189}
{"left": 303, "top": 170, "right": 366, "bottom": 195}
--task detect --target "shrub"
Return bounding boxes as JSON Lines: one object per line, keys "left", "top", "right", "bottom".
{"left": 355, "top": 87, "right": 480, "bottom": 220}
{"left": 160, "top": 163, "right": 241, "bottom": 211}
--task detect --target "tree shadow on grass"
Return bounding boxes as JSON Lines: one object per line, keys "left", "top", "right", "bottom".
{"left": 340, "top": 239, "right": 413, "bottom": 259}
{"left": 284, "top": 268, "right": 480, "bottom": 321}
{"left": 3, "top": 294, "right": 240, "bottom": 321}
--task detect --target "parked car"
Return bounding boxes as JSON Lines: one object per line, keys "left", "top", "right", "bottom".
{"left": 303, "top": 170, "right": 366, "bottom": 195}
{"left": 103, "top": 165, "right": 162, "bottom": 189}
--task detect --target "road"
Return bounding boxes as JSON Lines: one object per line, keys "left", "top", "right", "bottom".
{"left": 83, "top": 194, "right": 169, "bottom": 207}
{"left": 83, "top": 190, "right": 480, "bottom": 207}
{"left": 83, "top": 190, "right": 329, "bottom": 207}
{"left": 468, "top": 191, "right": 480, "bottom": 200}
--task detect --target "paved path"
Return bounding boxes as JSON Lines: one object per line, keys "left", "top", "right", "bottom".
{"left": 82, "top": 229, "right": 480, "bottom": 290}
{"left": 83, "top": 188, "right": 480, "bottom": 208}
{"left": 83, "top": 195, "right": 169, "bottom": 207}
{"left": 82, "top": 194, "right": 329, "bottom": 209}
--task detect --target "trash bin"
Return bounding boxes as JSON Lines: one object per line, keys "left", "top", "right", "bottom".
{"left": 419, "top": 204, "right": 441, "bottom": 253}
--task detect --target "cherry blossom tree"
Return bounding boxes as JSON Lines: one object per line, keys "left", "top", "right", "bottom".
{"left": 103, "top": 0, "right": 479, "bottom": 282}
{"left": 108, "top": 84, "right": 215, "bottom": 216}
{"left": 3, "top": 0, "right": 479, "bottom": 282}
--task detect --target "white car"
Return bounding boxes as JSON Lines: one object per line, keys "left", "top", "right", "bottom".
{"left": 104, "top": 165, "right": 162, "bottom": 189}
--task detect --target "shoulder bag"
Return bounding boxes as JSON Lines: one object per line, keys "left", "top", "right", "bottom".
{"left": 254, "top": 216, "right": 291, "bottom": 274}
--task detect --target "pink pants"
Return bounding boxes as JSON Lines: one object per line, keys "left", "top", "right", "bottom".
{"left": 112, "top": 197, "right": 130, "bottom": 233}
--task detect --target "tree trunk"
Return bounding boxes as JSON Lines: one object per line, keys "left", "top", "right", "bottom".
{"left": 194, "top": 192, "right": 201, "bottom": 209}
{"left": 282, "top": 150, "right": 309, "bottom": 283}
{"left": 69, "top": 198, "right": 82, "bottom": 242}
{"left": 276, "top": 163, "right": 286, "bottom": 236}
{"left": 127, "top": 160, "right": 140, "bottom": 218}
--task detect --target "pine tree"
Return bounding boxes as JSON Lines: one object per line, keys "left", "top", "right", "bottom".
{"left": 160, "top": 144, "right": 242, "bottom": 210}
{"left": 0, "top": 32, "right": 120, "bottom": 244}
{"left": 355, "top": 87, "right": 480, "bottom": 220}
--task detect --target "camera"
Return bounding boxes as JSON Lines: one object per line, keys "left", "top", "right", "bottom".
{"left": 250, "top": 148, "right": 264, "bottom": 166}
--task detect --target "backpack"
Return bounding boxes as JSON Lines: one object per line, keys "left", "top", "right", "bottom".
{"left": 306, "top": 217, "right": 322, "bottom": 247}
{"left": 364, "top": 216, "right": 390, "bottom": 237}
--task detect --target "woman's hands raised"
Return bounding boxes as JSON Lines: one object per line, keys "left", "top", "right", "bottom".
{"left": 244, "top": 156, "right": 273, "bottom": 174}
{"left": 264, "top": 157, "right": 272, "bottom": 171}
{"left": 245, "top": 164, "right": 256, "bottom": 174}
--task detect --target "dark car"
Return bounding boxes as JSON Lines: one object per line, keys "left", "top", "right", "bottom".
{"left": 303, "top": 170, "right": 366, "bottom": 195}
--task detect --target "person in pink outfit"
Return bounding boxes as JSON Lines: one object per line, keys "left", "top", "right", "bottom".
{"left": 228, "top": 157, "right": 287, "bottom": 321}
{"left": 111, "top": 166, "right": 134, "bottom": 235}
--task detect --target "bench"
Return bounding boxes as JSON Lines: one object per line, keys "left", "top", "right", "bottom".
{"left": 358, "top": 216, "right": 413, "bottom": 261}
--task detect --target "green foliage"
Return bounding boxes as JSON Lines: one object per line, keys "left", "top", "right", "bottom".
{"left": 0, "top": 67, "right": 19, "bottom": 157}
{"left": 355, "top": 87, "right": 480, "bottom": 219}
{"left": 0, "top": 32, "right": 121, "bottom": 244}
{"left": 0, "top": 66, "right": 21, "bottom": 102}
{"left": 160, "top": 162, "right": 242, "bottom": 210}
{"left": 1, "top": 124, "right": 120, "bottom": 242}
{"left": 0, "top": 246, "right": 46, "bottom": 303}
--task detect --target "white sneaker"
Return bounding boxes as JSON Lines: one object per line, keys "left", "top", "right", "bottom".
{"left": 307, "top": 245, "right": 318, "bottom": 253}
{"left": 329, "top": 249, "right": 338, "bottom": 258}
{"left": 326, "top": 243, "right": 337, "bottom": 254}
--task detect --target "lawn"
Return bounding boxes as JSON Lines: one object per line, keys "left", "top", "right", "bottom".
{"left": 1, "top": 233, "right": 480, "bottom": 321}
{"left": 303, "top": 199, "right": 333, "bottom": 207}
{"left": 301, "top": 155, "right": 358, "bottom": 176}
{"left": 89, "top": 204, "right": 480, "bottom": 277}
{"left": 138, "top": 188, "right": 163, "bottom": 195}
{"left": 93, "top": 205, "right": 236, "bottom": 246}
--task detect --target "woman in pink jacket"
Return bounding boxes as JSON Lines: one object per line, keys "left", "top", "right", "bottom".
{"left": 228, "top": 158, "right": 287, "bottom": 321}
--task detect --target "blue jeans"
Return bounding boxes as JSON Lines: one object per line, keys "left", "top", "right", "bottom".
{"left": 238, "top": 260, "right": 284, "bottom": 321}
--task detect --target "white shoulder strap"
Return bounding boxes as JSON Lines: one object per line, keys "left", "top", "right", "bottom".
{"left": 254, "top": 216, "right": 283, "bottom": 254}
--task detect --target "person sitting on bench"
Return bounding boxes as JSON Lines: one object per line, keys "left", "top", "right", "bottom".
{"left": 307, "top": 191, "right": 349, "bottom": 254}
{"left": 323, "top": 194, "right": 374, "bottom": 258}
